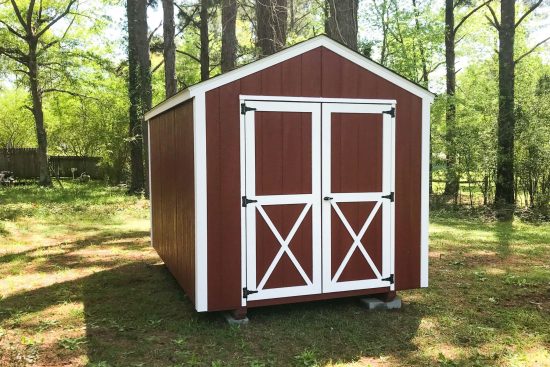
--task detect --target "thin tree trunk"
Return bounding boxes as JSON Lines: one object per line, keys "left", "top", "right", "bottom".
{"left": 412, "top": 0, "right": 429, "bottom": 86}
{"left": 325, "top": 0, "right": 358, "bottom": 50}
{"left": 127, "top": 0, "right": 151, "bottom": 194}
{"left": 256, "top": 0, "right": 288, "bottom": 56}
{"left": 162, "top": 0, "right": 177, "bottom": 97}
{"left": 444, "top": 0, "right": 459, "bottom": 200}
{"left": 28, "top": 40, "right": 51, "bottom": 187}
{"left": 495, "top": 0, "right": 516, "bottom": 213}
{"left": 221, "top": 0, "right": 238, "bottom": 72}
{"left": 200, "top": 0, "right": 210, "bottom": 80}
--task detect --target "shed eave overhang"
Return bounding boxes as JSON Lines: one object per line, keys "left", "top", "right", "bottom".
{"left": 144, "top": 35, "right": 435, "bottom": 121}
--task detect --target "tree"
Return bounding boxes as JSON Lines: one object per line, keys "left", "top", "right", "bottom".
{"left": 0, "top": 0, "right": 80, "bottom": 186}
{"left": 127, "top": 0, "right": 152, "bottom": 194}
{"left": 486, "top": 0, "right": 548, "bottom": 216}
{"left": 326, "top": 0, "right": 358, "bottom": 50}
{"left": 443, "top": 0, "right": 491, "bottom": 200}
{"left": 221, "top": 0, "right": 238, "bottom": 72}
{"left": 200, "top": 0, "right": 210, "bottom": 80}
{"left": 256, "top": 0, "right": 288, "bottom": 56}
{"left": 162, "top": 0, "right": 177, "bottom": 97}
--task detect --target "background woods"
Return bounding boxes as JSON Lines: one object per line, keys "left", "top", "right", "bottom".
{"left": 0, "top": 0, "right": 549, "bottom": 218}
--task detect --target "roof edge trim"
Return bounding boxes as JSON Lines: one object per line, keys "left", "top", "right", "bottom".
{"left": 145, "top": 35, "right": 435, "bottom": 121}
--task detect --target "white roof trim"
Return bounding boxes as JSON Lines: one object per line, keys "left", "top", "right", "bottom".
{"left": 145, "top": 35, "right": 435, "bottom": 121}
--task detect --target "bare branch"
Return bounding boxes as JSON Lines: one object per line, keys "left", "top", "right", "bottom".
{"left": 152, "top": 60, "right": 164, "bottom": 73}
{"left": 485, "top": 4, "right": 500, "bottom": 30}
{"left": 36, "top": 0, "right": 78, "bottom": 38}
{"left": 428, "top": 61, "right": 445, "bottom": 74}
{"left": 42, "top": 88, "right": 99, "bottom": 101}
{"left": 14, "top": 68, "right": 30, "bottom": 75}
{"left": 0, "top": 46, "right": 28, "bottom": 64}
{"left": 9, "top": 0, "right": 29, "bottom": 32}
{"left": 148, "top": 21, "right": 162, "bottom": 42}
{"left": 515, "top": 0, "right": 543, "bottom": 29}
{"left": 176, "top": 49, "right": 200, "bottom": 63}
{"left": 26, "top": 0, "right": 36, "bottom": 30}
{"left": 514, "top": 36, "right": 550, "bottom": 64}
{"left": 0, "top": 18, "right": 26, "bottom": 39}
{"left": 454, "top": 0, "right": 493, "bottom": 33}
{"left": 455, "top": 34, "right": 466, "bottom": 45}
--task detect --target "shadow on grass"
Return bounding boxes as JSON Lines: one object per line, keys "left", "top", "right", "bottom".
{"left": 0, "top": 258, "right": 424, "bottom": 366}
{"left": 0, "top": 230, "right": 150, "bottom": 266}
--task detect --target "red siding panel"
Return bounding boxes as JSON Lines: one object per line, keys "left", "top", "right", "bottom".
{"left": 149, "top": 100, "right": 196, "bottom": 304}
{"left": 205, "top": 46, "right": 423, "bottom": 311}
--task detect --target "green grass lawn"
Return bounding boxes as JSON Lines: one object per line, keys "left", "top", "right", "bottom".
{"left": 0, "top": 182, "right": 549, "bottom": 367}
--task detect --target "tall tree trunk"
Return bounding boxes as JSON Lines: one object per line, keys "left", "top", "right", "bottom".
{"left": 200, "top": 0, "right": 210, "bottom": 80}
{"left": 443, "top": 0, "right": 459, "bottom": 200}
{"left": 495, "top": 0, "right": 516, "bottom": 212}
{"left": 256, "top": 0, "right": 288, "bottom": 56}
{"left": 127, "top": 0, "right": 152, "bottom": 194}
{"left": 221, "top": 0, "right": 238, "bottom": 72}
{"left": 325, "top": 0, "right": 358, "bottom": 50}
{"left": 162, "top": 0, "right": 177, "bottom": 97}
{"left": 28, "top": 40, "right": 51, "bottom": 187}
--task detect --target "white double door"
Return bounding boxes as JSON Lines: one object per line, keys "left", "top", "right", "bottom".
{"left": 242, "top": 99, "right": 395, "bottom": 302}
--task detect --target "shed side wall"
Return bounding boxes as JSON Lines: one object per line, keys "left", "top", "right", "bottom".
{"left": 206, "top": 46, "right": 422, "bottom": 311}
{"left": 150, "top": 99, "right": 196, "bottom": 304}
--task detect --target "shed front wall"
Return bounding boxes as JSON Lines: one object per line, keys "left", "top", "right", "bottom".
{"left": 206, "top": 46, "right": 422, "bottom": 311}
{"left": 149, "top": 99, "right": 196, "bottom": 305}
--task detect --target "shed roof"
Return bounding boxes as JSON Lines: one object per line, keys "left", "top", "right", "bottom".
{"left": 145, "top": 35, "right": 435, "bottom": 121}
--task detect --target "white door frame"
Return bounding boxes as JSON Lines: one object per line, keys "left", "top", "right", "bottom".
{"left": 240, "top": 97, "right": 396, "bottom": 305}
{"left": 241, "top": 100, "right": 322, "bottom": 302}
{"left": 321, "top": 103, "right": 396, "bottom": 293}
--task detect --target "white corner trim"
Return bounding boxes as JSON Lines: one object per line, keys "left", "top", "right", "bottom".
{"left": 420, "top": 99, "right": 431, "bottom": 288}
{"left": 144, "top": 35, "right": 435, "bottom": 121}
{"left": 193, "top": 94, "right": 208, "bottom": 311}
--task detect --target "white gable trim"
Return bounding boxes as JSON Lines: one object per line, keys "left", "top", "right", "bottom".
{"left": 145, "top": 35, "right": 434, "bottom": 121}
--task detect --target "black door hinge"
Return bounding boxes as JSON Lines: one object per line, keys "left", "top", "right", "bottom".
{"left": 242, "top": 196, "right": 258, "bottom": 207}
{"left": 241, "top": 103, "right": 257, "bottom": 115}
{"left": 243, "top": 287, "right": 258, "bottom": 298}
{"left": 383, "top": 107, "right": 395, "bottom": 117}
{"left": 382, "top": 274, "right": 394, "bottom": 284}
{"left": 382, "top": 192, "right": 394, "bottom": 202}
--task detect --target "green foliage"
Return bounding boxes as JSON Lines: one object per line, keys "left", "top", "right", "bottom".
{"left": 0, "top": 88, "right": 35, "bottom": 148}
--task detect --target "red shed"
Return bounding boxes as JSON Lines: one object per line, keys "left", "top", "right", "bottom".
{"left": 145, "top": 36, "right": 434, "bottom": 317}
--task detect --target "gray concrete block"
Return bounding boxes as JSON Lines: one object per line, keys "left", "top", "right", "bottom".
{"left": 223, "top": 312, "right": 249, "bottom": 325}
{"left": 359, "top": 296, "right": 402, "bottom": 310}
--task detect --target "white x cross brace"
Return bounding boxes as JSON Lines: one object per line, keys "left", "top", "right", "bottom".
{"left": 255, "top": 204, "right": 313, "bottom": 290}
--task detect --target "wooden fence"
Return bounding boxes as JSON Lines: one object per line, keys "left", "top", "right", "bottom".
{"left": 0, "top": 148, "right": 102, "bottom": 179}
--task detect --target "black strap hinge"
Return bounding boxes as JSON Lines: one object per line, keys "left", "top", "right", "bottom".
{"left": 383, "top": 107, "right": 395, "bottom": 117}
{"left": 241, "top": 103, "right": 257, "bottom": 115}
{"left": 382, "top": 274, "right": 394, "bottom": 284}
{"left": 242, "top": 196, "right": 258, "bottom": 207}
{"left": 382, "top": 192, "right": 394, "bottom": 202}
{"left": 243, "top": 287, "right": 258, "bottom": 298}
